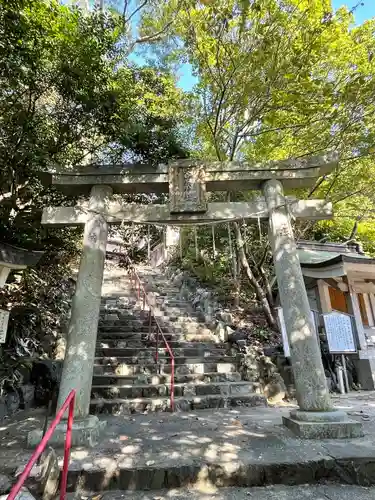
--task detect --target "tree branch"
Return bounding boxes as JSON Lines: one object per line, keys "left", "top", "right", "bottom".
{"left": 125, "top": 0, "right": 148, "bottom": 25}
{"left": 234, "top": 221, "right": 276, "bottom": 328}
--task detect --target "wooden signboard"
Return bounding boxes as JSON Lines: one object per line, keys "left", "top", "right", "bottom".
{"left": 323, "top": 311, "right": 356, "bottom": 353}
{"left": 0, "top": 309, "right": 10, "bottom": 343}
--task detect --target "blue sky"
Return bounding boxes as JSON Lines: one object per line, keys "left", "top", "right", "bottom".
{"left": 333, "top": 0, "right": 375, "bottom": 25}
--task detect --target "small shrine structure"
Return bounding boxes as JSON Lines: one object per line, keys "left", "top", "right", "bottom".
{"left": 298, "top": 240, "right": 375, "bottom": 390}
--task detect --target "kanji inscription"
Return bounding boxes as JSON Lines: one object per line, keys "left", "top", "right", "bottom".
{"left": 169, "top": 163, "right": 207, "bottom": 213}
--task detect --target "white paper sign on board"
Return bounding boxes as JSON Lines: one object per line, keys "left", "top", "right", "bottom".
{"left": 0, "top": 309, "right": 10, "bottom": 343}
{"left": 323, "top": 311, "right": 356, "bottom": 353}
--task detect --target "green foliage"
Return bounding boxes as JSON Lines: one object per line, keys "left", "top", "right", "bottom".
{"left": 141, "top": 0, "right": 375, "bottom": 311}
{"left": 0, "top": 251, "right": 76, "bottom": 392}
{"left": 0, "top": 0, "right": 188, "bottom": 389}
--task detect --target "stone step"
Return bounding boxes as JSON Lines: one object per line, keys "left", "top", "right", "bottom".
{"left": 91, "top": 381, "right": 259, "bottom": 399}
{"left": 94, "top": 347, "right": 227, "bottom": 357}
{"left": 90, "top": 393, "right": 266, "bottom": 414}
{"left": 99, "top": 321, "right": 210, "bottom": 331}
{"left": 99, "top": 310, "right": 142, "bottom": 318}
{"left": 98, "top": 326, "right": 156, "bottom": 333}
{"left": 92, "top": 371, "right": 242, "bottom": 385}
{"left": 97, "top": 330, "right": 216, "bottom": 342}
{"left": 155, "top": 299, "right": 192, "bottom": 306}
{"left": 66, "top": 486, "right": 375, "bottom": 499}
{"left": 99, "top": 318, "right": 206, "bottom": 328}
{"left": 97, "top": 339, "right": 223, "bottom": 349}
{"left": 93, "top": 360, "right": 237, "bottom": 376}
{"left": 148, "top": 287, "right": 181, "bottom": 293}
{"left": 94, "top": 355, "right": 236, "bottom": 366}
{"left": 99, "top": 319, "right": 151, "bottom": 328}
{"left": 96, "top": 331, "right": 184, "bottom": 341}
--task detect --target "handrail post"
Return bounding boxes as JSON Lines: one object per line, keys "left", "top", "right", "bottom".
{"left": 60, "top": 392, "right": 75, "bottom": 500}
{"left": 155, "top": 327, "right": 159, "bottom": 364}
{"left": 170, "top": 357, "right": 175, "bottom": 412}
{"left": 126, "top": 260, "right": 174, "bottom": 412}
{"left": 8, "top": 390, "right": 76, "bottom": 500}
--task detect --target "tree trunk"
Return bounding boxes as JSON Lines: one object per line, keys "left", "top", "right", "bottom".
{"left": 234, "top": 222, "right": 277, "bottom": 328}
{"left": 234, "top": 257, "right": 241, "bottom": 308}
{"left": 259, "top": 264, "right": 274, "bottom": 309}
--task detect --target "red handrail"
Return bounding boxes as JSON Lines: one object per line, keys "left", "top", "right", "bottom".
{"left": 129, "top": 266, "right": 175, "bottom": 411}
{"left": 8, "top": 390, "right": 76, "bottom": 500}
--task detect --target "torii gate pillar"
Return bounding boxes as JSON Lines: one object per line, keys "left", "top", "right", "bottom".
{"left": 264, "top": 179, "right": 362, "bottom": 438}
{"left": 264, "top": 179, "right": 331, "bottom": 411}
{"left": 57, "top": 185, "right": 112, "bottom": 416}
{"left": 29, "top": 185, "right": 112, "bottom": 448}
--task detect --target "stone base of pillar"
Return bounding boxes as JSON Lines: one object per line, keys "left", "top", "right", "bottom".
{"left": 283, "top": 410, "right": 363, "bottom": 439}
{"left": 27, "top": 416, "right": 106, "bottom": 448}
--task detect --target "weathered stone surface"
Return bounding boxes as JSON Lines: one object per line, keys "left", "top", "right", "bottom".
{"left": 263, "top": 179, "right": 331, "bottom": 413}
{"left": 62, "top": 485, "right": 375, "bottom": 499}
{"left": 263, "top": 374, "right": 286, "bottom": 403}
{"left": 291, "top": 409, "right": 348, "bottom": 422}
{"left": 28, "top": 415, "right": 106, "bottom": 448}
{"left": 0, "top": 400, "right": 7, "bottom": 420}
{"left": 283, "top": 415, "right": 364, "bottom": 439}
{"left": 57, "top": 185, "right": 113, "bottom": 418}
{"left": 6, "top": 390, "right": 20, "bottom": 415}
{"left": 19, "top": 384, "right": 35, "bottom": 410}
{"left": 0, "top": 473, "right": 11, "bottom": 495}
{"left": 0, "top": 487, "right": 36, "bottom": 500}
{"left": 22, "top": 447, "right": 59, "bottom": 500}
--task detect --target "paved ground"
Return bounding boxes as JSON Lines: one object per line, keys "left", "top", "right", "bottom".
{"left": 2, "top": 392, "right": 375, "bottom": 490}
{"left": 74, "top": 485, "right": 375, "bottom": 499}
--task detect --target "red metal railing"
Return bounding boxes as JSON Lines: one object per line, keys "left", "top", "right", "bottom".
{"left": 8, "top": 390, "right": 76, "bottom": 500}
{"left": 128, "top": 265, "right": 175, "bottom": 412}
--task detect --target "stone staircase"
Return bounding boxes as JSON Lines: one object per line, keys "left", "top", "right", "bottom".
{"left": 90, "top": 264, "right": 266, "bottom": 414}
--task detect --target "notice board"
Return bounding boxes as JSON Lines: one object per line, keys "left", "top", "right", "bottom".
{"left": 323, "top": 311, "right": 356, "bottom": 353}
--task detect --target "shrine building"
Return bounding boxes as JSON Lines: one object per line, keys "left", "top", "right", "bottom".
{"left": 297, "top": 240, "right": 375, "bottom": 390}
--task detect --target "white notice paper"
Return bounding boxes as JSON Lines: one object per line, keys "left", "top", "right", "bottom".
{"left": 276, "top": 307, "right": 290, "bottom": 357}
{"left": 0, "top": 309, "right": 10, "bottom": 343}
{"left": 323, "top": 312, "right": 356, "bottom": 353}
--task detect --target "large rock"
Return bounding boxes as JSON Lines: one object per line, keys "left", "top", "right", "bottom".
{"left": 0, "top": 399, "right": 7, "bottom": 420}
{"left": 6, "top": 390, "right": 20, "bottom": 415}
{"left": 18, "top": 448, "right": 59, "bottom": 500}
{"left": 217, "top": 311, "right": 234, "bottom": 324}
{"left": 19, "top": 385, "right": 35, "bottom": 410}
{"left": 31, "top": 360, "right": 63, "bottom": 407}
{"left": 0, "top": 487, "right": 36, "bottom": 500}
{"left": 238, "top": 346, "right": 263, "bottom": 382}
{"left": 215, "top": 322, "right": 235, "bottom": 343}
{"left": 0, "top": 473, "right": 11, "bottom": 495}
{"left": 263, "top": 373, "right": 287, "bottom": 403}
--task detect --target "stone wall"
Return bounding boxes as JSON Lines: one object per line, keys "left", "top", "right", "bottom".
{"left": 0, "top": 384, "right": 35, "bottom": 421}
{"left": 165, "top": 267, "right": 288, "bottom": 402}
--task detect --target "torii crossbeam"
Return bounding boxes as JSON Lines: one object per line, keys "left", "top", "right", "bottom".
{"left": 34, "top": 153, "right": 362, "bottom": 445}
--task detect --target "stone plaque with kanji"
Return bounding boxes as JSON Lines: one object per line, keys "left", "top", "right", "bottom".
{"left": 0, "top": 309, "right": 10, "bottom": 343}
{"left": 168, "top": 162, "right": 207, "bottom": 213}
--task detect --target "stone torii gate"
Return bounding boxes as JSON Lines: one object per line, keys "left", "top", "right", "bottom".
{"left": 36, "top": 153, "right": 362, "bottom": 445}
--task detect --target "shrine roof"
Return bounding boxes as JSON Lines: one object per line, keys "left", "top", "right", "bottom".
{"left": 0, "top": 242, "right": 44, "bottom": 268}
{"left": 297, "top": 241, "right": 375, "bottom": 268}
